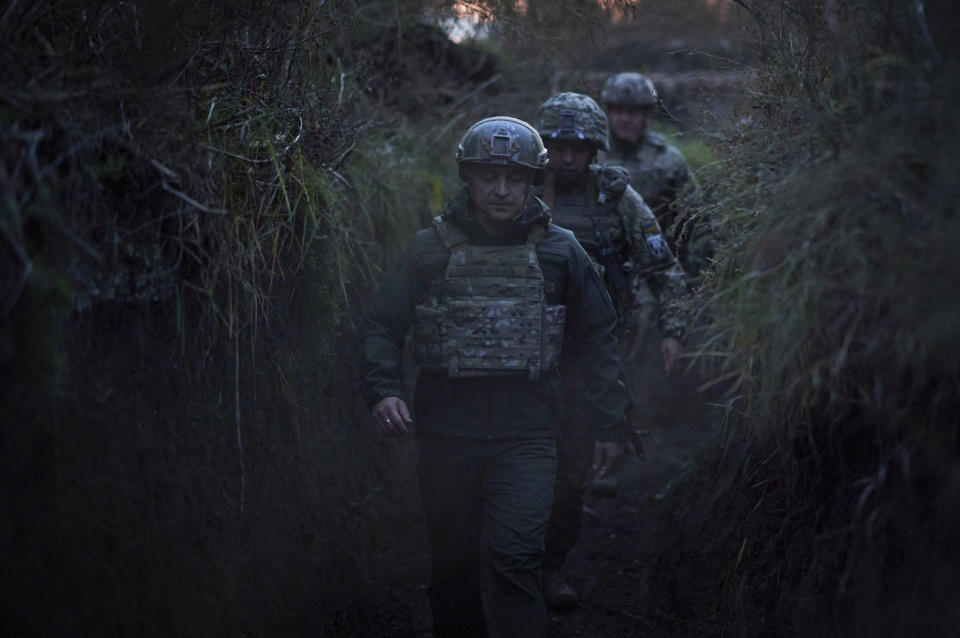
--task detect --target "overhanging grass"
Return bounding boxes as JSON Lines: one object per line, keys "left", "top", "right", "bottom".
{"left": 656, "top": 1, "right": 960, "bottom": 634}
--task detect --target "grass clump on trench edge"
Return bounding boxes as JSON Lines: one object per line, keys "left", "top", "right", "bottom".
{"left": 0, "top": 1, "right": 461, "bottom": 635}
{"left": 652, "top": 1, "right": 960, "bottom": 635}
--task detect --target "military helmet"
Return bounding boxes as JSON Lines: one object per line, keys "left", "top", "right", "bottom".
{"left": 535, "top": 92, "right": 609, "bottom": 152}
{"left": 456, "top": 116, "right": 548, "bottom": 178}
{"left": 601, "top": 72, "right": 659, "bottom": 107}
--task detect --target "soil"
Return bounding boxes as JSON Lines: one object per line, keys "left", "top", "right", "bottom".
{"left": 545, "top": 402, "right": 717, "bottom": 638}
{"left": 542, "top": 345, "right": 723, "bottom": 638}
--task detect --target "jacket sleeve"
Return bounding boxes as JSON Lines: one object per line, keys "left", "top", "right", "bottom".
{"left": 358, "top": 235, "right": 430, "bottom": 408}
{"left": 619, "top": 187, "right": 688, "bottom": 341}
{"left": 561, "top": 235, "right": 629, "bottom": 442}
{"left": 665, "top": 146, "right": 697, "bottom": 210}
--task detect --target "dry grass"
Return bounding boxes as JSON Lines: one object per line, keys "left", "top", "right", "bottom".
{"left": 655, "top": 1, "right": 960, "bottom": 634}
{"left": 0, "top": 1, "right": 449, "bottom": 634}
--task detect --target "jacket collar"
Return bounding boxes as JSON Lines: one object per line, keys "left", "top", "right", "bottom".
{"left": 443, "top": 187, "right": 550, "bottom": 244}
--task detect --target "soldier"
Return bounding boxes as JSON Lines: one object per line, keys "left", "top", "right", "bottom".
{"left": 598, "top": 71, "right": 710, "bottom": 281}
{"left": 533, "top": 92, "right": 688, "bottom": 609}
{"left": 599, "top": 72, "right": 713, "bottom": 442}
{"left": 359, "top": 116, "right": 628, "bottom": 638}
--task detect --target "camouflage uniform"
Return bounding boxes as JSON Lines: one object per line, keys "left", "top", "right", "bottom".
{"left": 534, "top": 93, "right": 687, "bottom": 579}
{"left": 539, "top": 164, "right": 686, "bottom": 340}
{"left": 598, "top": 72, "right": 711, "bottom": 282}
{"left": 360, "top": 117, "right": 627, "bottom": 638}
{"left": 597, "top": 73, "right": 715, "bottom": 445}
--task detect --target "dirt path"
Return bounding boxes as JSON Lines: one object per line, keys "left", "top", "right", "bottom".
{"left": 547, "top": 399, "right": 716, "bottom": 638}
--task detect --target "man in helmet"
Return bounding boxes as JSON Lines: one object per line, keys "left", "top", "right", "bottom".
{"left": 599, "top": 71, "right": 710, "bottom": 281}
{"left": 359, "top": 116, "right": 628, "bottom": 638}
{"left": 599, "top": 72, "right": 714, "bottom": 472}
{"left": 534, "top": 92, "right": 688, "bottom": 610}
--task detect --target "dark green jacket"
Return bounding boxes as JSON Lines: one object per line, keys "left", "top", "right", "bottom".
{"left": 359, "top": 188, "right": 627, "bottom": 442}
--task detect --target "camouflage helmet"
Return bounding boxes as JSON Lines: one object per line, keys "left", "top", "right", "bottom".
{"left": 456, "top": 116, "right": 548, "bottom": 178}
{"left": 536, "top": 92, "right": 609, "bottom": 152}
{"left": 601, "top": 72, "right": 659, "bottom": 107}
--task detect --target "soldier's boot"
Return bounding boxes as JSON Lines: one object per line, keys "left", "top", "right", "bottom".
{"left": 542, "top": 567, "right": 578, "bottom": 610}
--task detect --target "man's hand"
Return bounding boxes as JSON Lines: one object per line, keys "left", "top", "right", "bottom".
{"left": 370, "top": 396, "right": 413, "bottom": 435}
{"left": 661, "top": 336, "right": 683, "bottom": 376}
{"left": 592, "top": 441, "right": 625, "bottom": 481}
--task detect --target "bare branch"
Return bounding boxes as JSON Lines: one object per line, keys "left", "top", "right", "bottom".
{"left": 150, "top": 158, "right": 180, "bottom": 181}
{"left": 162, "top": 181, "right": 228, "bottom": 215}
{"left": 320, "top": 163, "right": 353, "bottom": 189}
{"left": 333, "top": 139, "right": 356, "bottom": 169}
{"left": 732, "top": 0, "right": 764, "bottom": 25}
{"left": 200, "top": 143, "right": 272, "bottom": 164}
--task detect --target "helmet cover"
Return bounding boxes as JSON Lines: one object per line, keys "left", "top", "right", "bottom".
{"left": 600, "top": 72, "right": 658, "bottom": 107}
{"left": 536, "top": 92, "right": 609, "bottom": 152}
{"left": 456, "top": 116, "right": 549, "bottom": 176}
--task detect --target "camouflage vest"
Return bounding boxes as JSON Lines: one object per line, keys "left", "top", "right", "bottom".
{"left": 414, "top": 217, "right": 566, "bottom": 381}
{"left": 543, "top": 166, "right": 634, "bottom": 262}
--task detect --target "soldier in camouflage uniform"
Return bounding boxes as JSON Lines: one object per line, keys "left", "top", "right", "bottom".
{"left": 599, "top": 72, "right": 713, "bottom": 437}
{"left": 359, "top": 116, "right": 628, "bottom": 638}
{"left": 533, "top": 92, "right": 688, "bottom": 609}
{"left": 597, "top": 72, "right": 708, "bottom": 278}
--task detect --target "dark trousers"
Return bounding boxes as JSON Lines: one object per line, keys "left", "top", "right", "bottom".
{"left": 417, "top": 435, "right": 558, "bottom": 638}
{"left": 542, "top": 431, "right": 593, "bottom": 569}
{"left": 543, "top": 361, "right": 594, "bottom": 570}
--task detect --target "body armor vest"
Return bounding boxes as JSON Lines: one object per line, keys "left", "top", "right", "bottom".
{"left": 542, "top": 167, "right": 649, "bottom": 312}
{"left": 542, "top": 166, "right": 632, "bottom": 264}
{"left": 550, "top": 191, "right": 625, "bottom": 262}
{"left": 414, "top": 217, "right": 566, "bottom": 381}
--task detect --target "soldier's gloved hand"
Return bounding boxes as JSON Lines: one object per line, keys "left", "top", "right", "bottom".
{"left": 661, "top": 337, "right": 683, "bottom": 376}
{"left": 370, "top": 396, "right": 413, "bottom": 435}
{"left": 592, "top": 441, "right": 625, "bottom": 481}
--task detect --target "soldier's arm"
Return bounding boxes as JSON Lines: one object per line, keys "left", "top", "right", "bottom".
{"left": 560, "top": 236, "right": 629, "bottom": 442}
{"left": 358, "top": 235, "right": 430, "bottom": 409}
{"left": 619, "top": 188, "right": 687, "bottom": 342}
{"left": 619, "top": 185, "right": 662, "bottom": 265}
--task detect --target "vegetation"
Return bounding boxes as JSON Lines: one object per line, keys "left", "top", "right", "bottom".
{"left": 0, "top": 1, "right": 443, "bottom": 634}
{"left": 659, "top": 1, "right": 960, "bottom": 635}
{"left": 2, "top": 0, "right": 956, "bottom": 635}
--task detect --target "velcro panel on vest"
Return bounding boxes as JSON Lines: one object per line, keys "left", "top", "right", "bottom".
{"left": 442, "top": 299, "right": 549, "bottom": 376}
{"left": 414, "top": 232, "right": 565, "bottom": 380}
{"left": 445, "top": 244, "right": 538, "bottom": 279}
{"left": 414, "top": 302, "right": 565, "bottom": 379}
